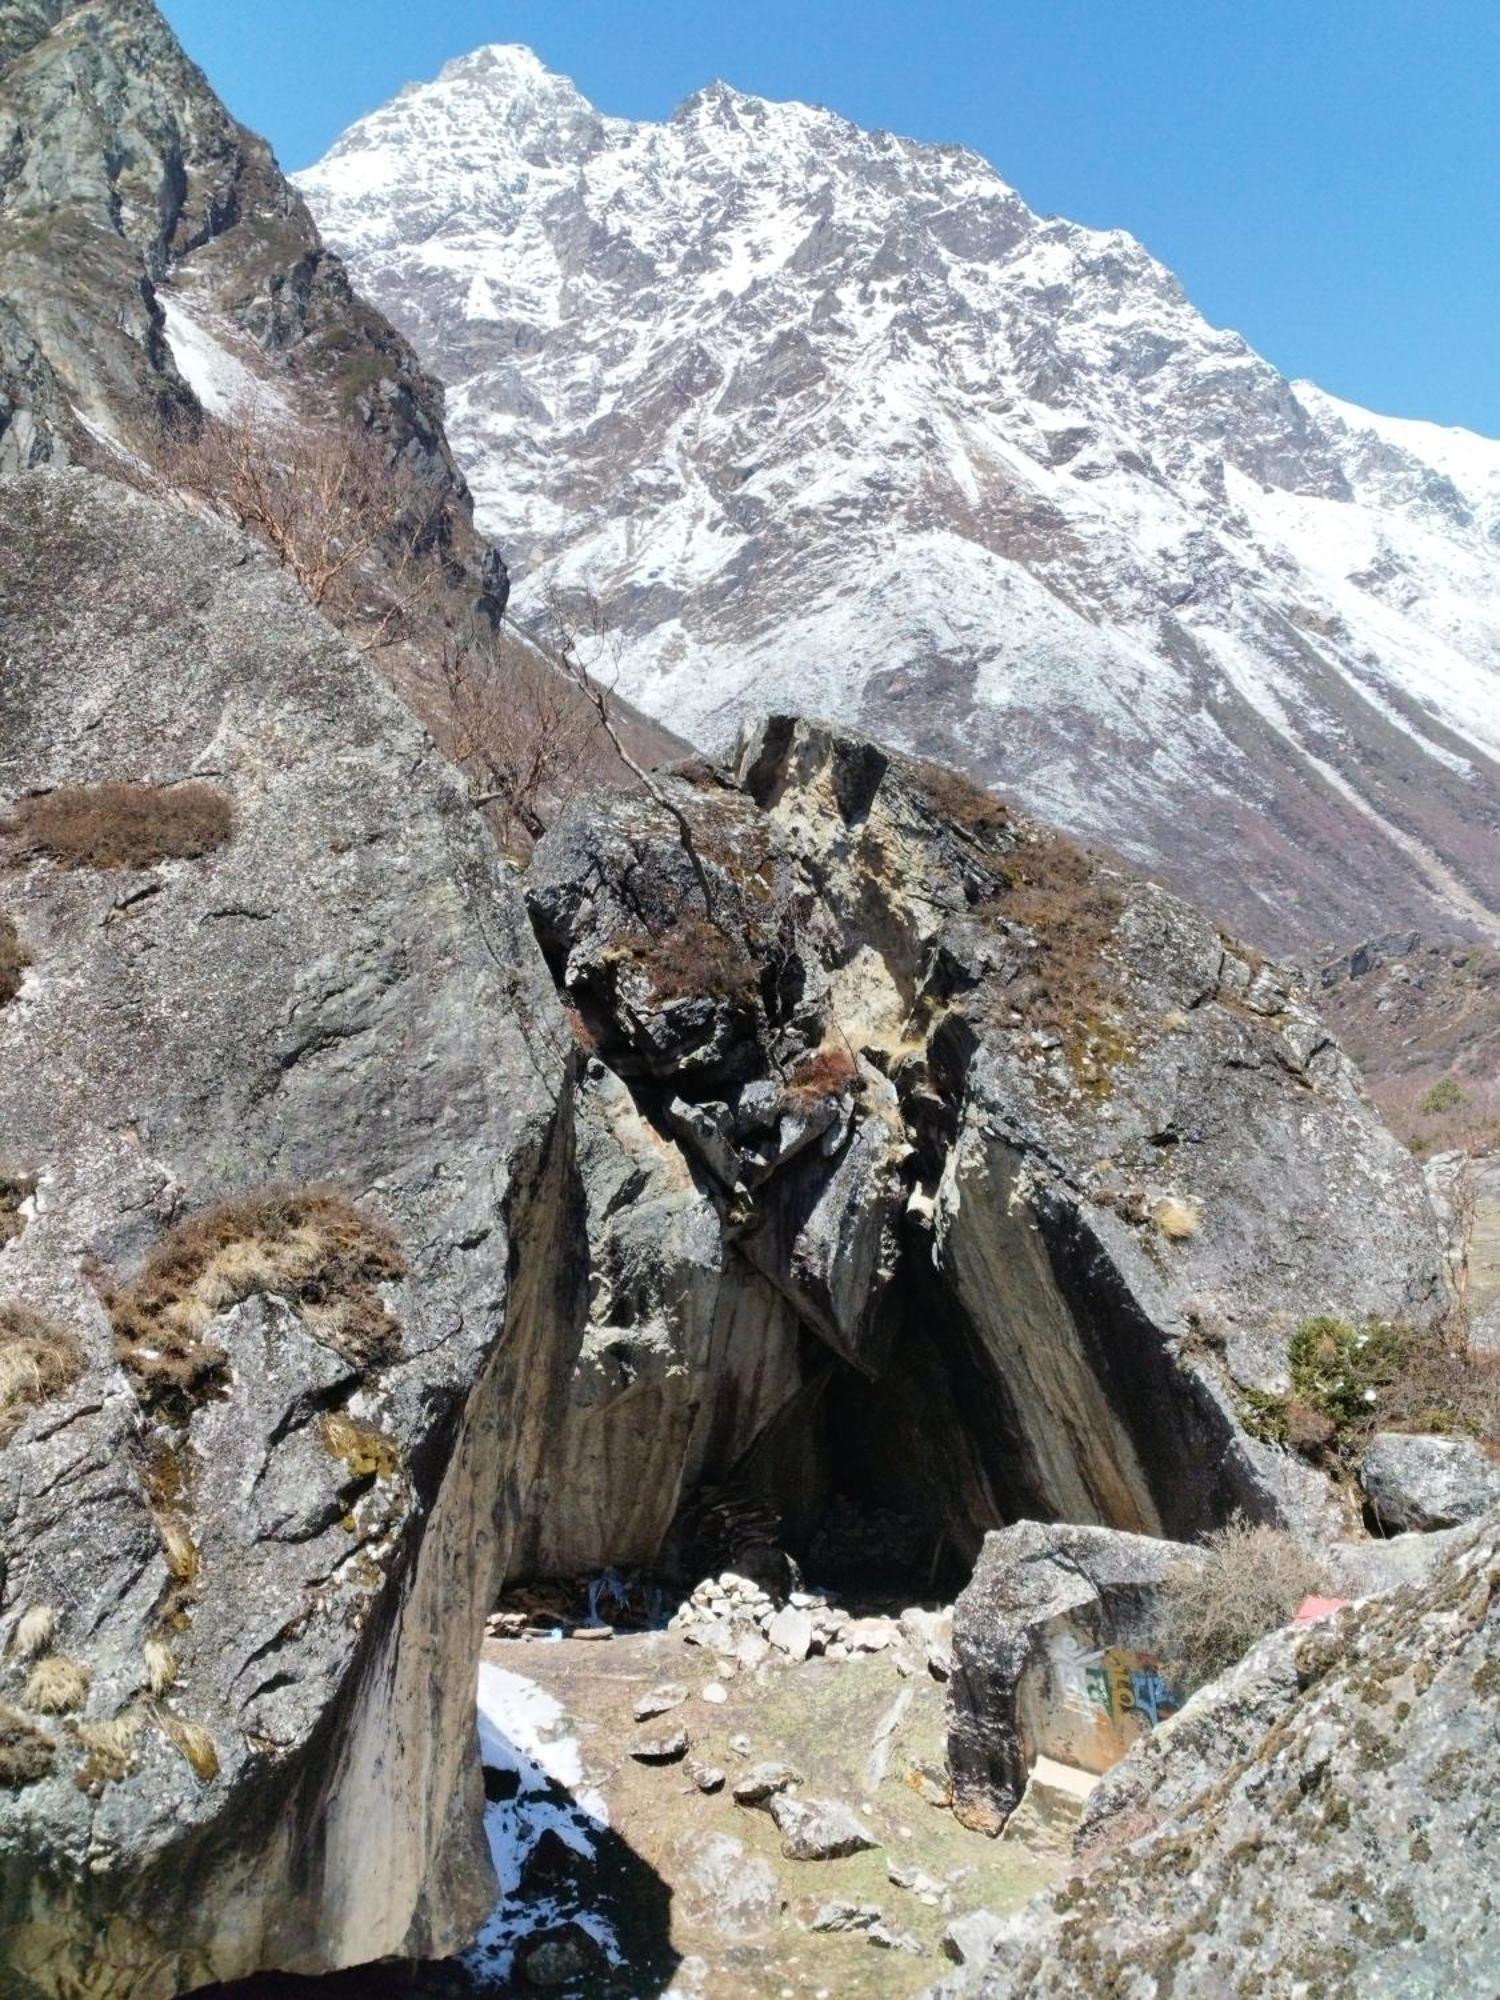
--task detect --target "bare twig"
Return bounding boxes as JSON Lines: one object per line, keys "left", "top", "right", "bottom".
{"left": 130, "top": 397, "right": 447, "bottom": 652}
{"left": 539, "top": 585, "right": 715, "bottom": 913}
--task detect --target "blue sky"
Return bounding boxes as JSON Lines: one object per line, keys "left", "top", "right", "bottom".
{"left": 159, "top": 0, "right": 1499, "bottom": 436}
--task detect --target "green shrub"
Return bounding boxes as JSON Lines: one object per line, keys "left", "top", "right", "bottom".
{"left": 1288, "top": 1315, "right": 1412, "bottom": 1439}
{"left": 1249, "top": 1314, "right": 1500, "bottom": 1462}
{"left": 1420, "top": 1078, "right": 1465, "bottom": 1117}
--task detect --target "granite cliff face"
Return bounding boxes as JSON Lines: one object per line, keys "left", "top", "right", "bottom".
{"left": 521, "top": 714, "right": 1448, "bottom": 1577}
{"left": 297, "top": 45, "right": 1500, "bottom": 957}
{"left": 0, "top": 471, "right": 572, "bottom": 1993}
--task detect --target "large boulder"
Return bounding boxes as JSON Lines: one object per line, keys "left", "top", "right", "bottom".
{"left": 0, "top": 471, "right": 575, "bottom": 1994}
{"left": 947, "top": 1522, "right": 1199, "bottom": 1834}
{"left": 938, "top": 1514, "right": 1500, "bottom": 1997}
{"left": 1359, "top": 1430, "right": 1500, "bottom": 1532}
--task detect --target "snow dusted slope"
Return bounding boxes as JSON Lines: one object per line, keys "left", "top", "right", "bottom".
{"left": 296, "top": 45, "right": 1500, "bottom": 952}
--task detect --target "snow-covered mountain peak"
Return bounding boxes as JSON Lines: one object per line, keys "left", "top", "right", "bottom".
{"left": 435, "top": 41, "right": 558, "bottom": 88}
{"left": 297, "top": 53, "right": 1500, "bottom": 954}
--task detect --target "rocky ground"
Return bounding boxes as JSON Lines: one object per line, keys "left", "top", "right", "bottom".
{"left": 466, "top": 1605, "right": 1057, "bottom": 1998}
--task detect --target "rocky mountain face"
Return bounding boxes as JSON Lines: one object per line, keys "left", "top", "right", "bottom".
{"left": 296, "top": 45, "right": 1500, "bottom": 958}
{"left": 1318, "top": 932, "right": 1500, "bottom": 1154}
{"left": 0, "top": 0, "right": 504, "bottom": 615}
{"left": 0, "top": 468, "right": 1464, "bottom": 1994}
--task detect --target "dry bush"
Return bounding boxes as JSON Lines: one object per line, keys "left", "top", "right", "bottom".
{"left": 104, "top": 1189, "right": 408, "bottom": 1418}
{"left": 5, "top": 782, "right": 232, "bottom": 871}
{"left": 425, "top": 624, "right": 598, "bottom": 855}
{"left": 999, "top": 833, "right": 1127, "bottom": 1040}
{"left": 1163, "top": 1517, "right": 1333, "bottom": 1689}
{"left": 0, "top": 916, "right": 28, "bottom": 1005}
{"left": 1380, "top": 1340, "right": 1500, "bottom": 1449}
{"left": 0, "top": 1304, "right": 85, "bottom": 1442}
{"left": 905, "top": 765, "right": 1132, "bottom": 1089}
{"left": 783, "top": 1043, "right": 861, "bottom": 1106}
{"left": 22, "top": 1655, "right": 90, "bottom": 1716}
{"left": 138, "top": 403, "right": 447, "bottom": 645}
{"left": 0, "top": 1704, "right": 55, "bottom": 1788}
{"left": 625, "top": 911, "right": 762, "bottom": 1008}
{"left": 905, "top": 758, "right": 1014, "bottom": 841}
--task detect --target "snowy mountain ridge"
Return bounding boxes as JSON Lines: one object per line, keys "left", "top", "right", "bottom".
{"left": 297, "top": 44, "right": 1500, "bottom": 951}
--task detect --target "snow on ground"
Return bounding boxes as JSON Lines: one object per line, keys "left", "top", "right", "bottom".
{"left": 158, "top": 294, "right": 288, "bottom": 421}
{"left": 464, "top": 1661, "right": 619, "bottom": 1985}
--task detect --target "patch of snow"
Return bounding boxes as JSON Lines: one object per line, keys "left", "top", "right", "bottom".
{"left": 158, "top": 294, "right": 287, "bottom": 422}
{"left": 464, "top": 1661, "right": 618, "bottom": 1984}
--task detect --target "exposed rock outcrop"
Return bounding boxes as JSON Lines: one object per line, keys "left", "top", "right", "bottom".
{"left": 0, "top": 480, "right": 1466, "bottom": 1993}
{"left": 523, "top": 715, "right": 1450, "bottom": 1581}
{"left": 935, "top": 1513, "right": 1500, "bottom": 1997}
{"left": 0, "top": 0, "right": 502, "bottom": 611}
{"left": 0, "top": 470, "right": 575, "bottom": 1994}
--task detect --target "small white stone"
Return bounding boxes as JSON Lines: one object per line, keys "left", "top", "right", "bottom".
{"left": 701, "top": 1681, "right": 729, "bottom": 1704}
{"left": 766, "top": 1606, "right": 815, "bottom": 1660}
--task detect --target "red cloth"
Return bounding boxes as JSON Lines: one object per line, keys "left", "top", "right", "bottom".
{"left": 1292, "top": 1594, "right": 1350, "bottom": 1625}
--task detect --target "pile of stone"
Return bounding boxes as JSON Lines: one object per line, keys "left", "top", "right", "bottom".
{"left": 666, "top": 1572, "right": 951, "bottom": 1674}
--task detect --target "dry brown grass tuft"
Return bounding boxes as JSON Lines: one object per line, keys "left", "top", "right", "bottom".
{"left": 0, "top": 1703, "right": 55, "bottom": 1788}
{"left": 141, "top": 1637, "right": 177, "bottom": 1697}
{"left": 7, "top": 1604, "right": 58, "bottom": 1661}
{"left": 153, "top": 1513, "right": 200, "bottom": 1586}
{"left": 103, "top": 1189, "right": 407, "bottom": 1418}
{"left": 156, "top": 1709, "right": 219, "bottom": 1782}
{"left": 782, "top": 1043, "right": 861, "bottom": 1107}
{"left": 22, "top": 1655, "right": 91, "bottom": 1716}
{"left": 0, "top": 1304, "right": 85, "bottom": 1442}
{"left": 1162, "top": 1517, "right": 1333, "bottom": 1689}
{"left": 0, "top": 916, "right": 28, "bottom": 1006}
{"left": 1152, "top": 1197, "right": 1201, "bottom": 1242}
{"left": 75, "top": 1711, "right": 142, "bottom": 1793}
{"left": 4, "top": 782, "right": 233, "bottom": 871}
